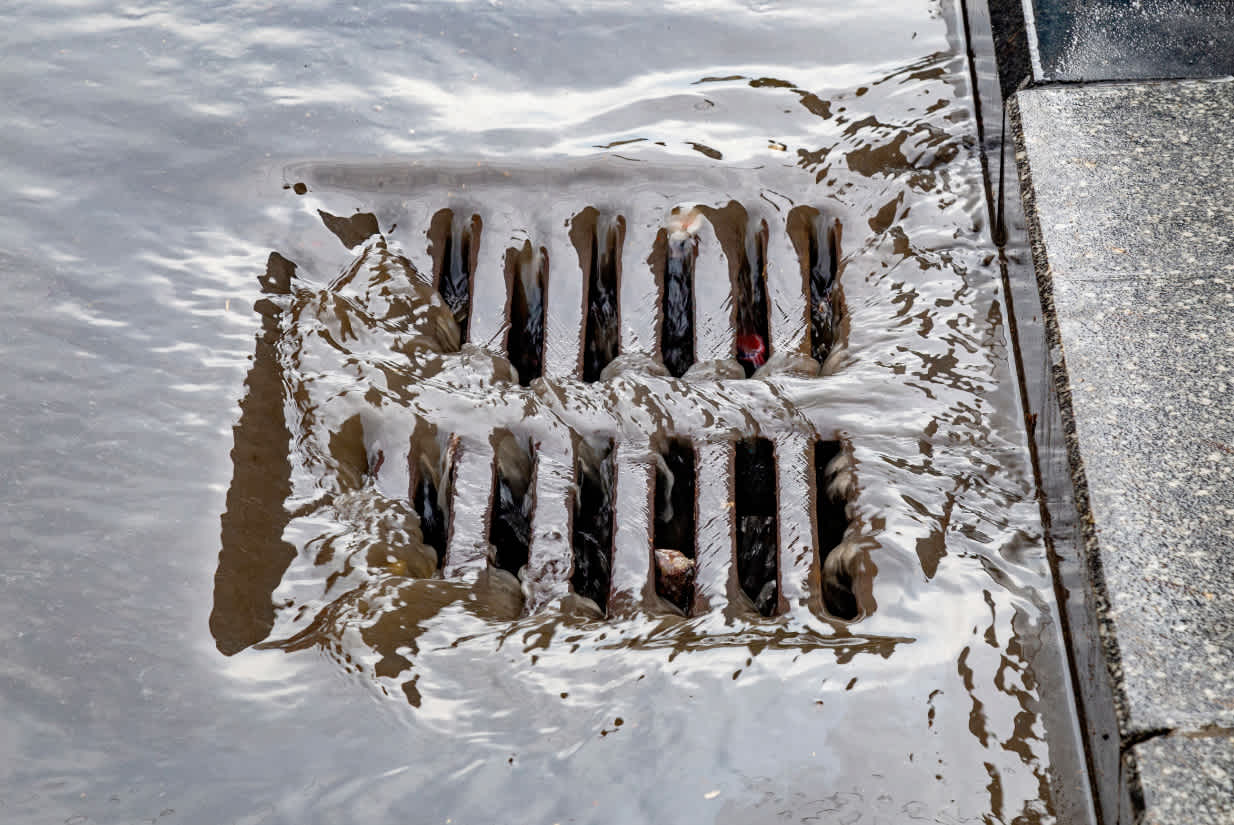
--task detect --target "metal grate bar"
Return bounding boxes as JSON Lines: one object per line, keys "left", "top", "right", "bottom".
{"left": 764, "top": 216, "right": 811, "bottom": 357}
{"left": 774, "top": 433, "right": 821, "bottom": 613}
{"left": 442, "top": 436, "right": 497, "bottom": 579}
{"left": 690, "top": 209, "right": 737, "bottom": 362}
{"left": 523, "top": 439, "right": 576, "bottom": 611}
{"left": 468, "top": 211, "right": 520, "bottom": 355}
{"left": 691, "top": 439, "right": 739, "bottom": 615}
{"left": 617, "top": 206, "right": 663, "bottom": 357}
{"left": 398, "top": 201, "right": 438, "bottom": 285}
{"left": 542, "top": 208, "right": 589, "bottom": 379}
{"left": 606, "top": 440, "right": 657, "bottom": 615}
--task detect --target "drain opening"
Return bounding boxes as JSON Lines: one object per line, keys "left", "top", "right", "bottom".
{"left": 736, "top": 220, "right": 771, "bottom": 376}
{"left": 410, "top": 423, "right": 449, "bottom": 566}
{"left": 266, "top": 199, "right": 863, "bottom": 628}
{"left": 507, "top": 240, "right": 547, "bottom": 386}
{"left": 697, "top": 201, "right": 767, "bottom": 377}
{"left": 490, "top": 431, "right": 533, "bottom": 578}
{"left": 429, "top": 208, "right": 478, "bottom": 341}
{"left": 806, "top": 211, "right": 842, "bottom": 364}
{"left": 654, "top": 439, "right": 697, "bottom": 611}
{"left": 574, "top": 208, "right": 621, "bottom": 382}
{"left": 815, "top": 441, "right": 858, "bottom": 619}
{"left": 735, "top": 437, "right": 779, "bottom": 616}
{"left": 658, "top": 203, "right": 771, "bottom": 377}
{"left": 661, "top": 211, "right": 696, "bottom": 378}
{"left": 572, "top": 440, "right": 615, "bottom": 612}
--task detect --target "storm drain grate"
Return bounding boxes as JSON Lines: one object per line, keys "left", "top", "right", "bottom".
{"left": 297, "top": 195, "right": 865, "bottom": 622}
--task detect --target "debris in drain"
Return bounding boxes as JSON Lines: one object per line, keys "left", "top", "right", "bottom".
{"left": 816, "top": 443, "right": 859, "bottom": 619}
{"left": 654, "top": 549, "right": 694, "bottom": 609}
{"left": 735, "top": 438, "right": 779, "bottom": 615}
{"left": 490, "top": 430, "right": 533, "bottom": 578}
{"left": 654, "top": 440, "right": 697, "bottom": 611}
{"left": 572, "top": 440, "right": 615, "bottom": 613}
{"left": 736, "top": 332, "right": 766, "bottom": 372}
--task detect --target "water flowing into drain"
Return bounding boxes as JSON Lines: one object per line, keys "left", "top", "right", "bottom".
{"left": 6, "top": 0, "right": 1087, "bottom": 805}
{"left": 211, "top": 149, "right": 1088, "bottom": 816}
{"left": 233, "top": 200, "right": 862, "bottom": 643}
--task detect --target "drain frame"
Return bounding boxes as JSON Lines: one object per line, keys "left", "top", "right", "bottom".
{"left": 282, "top": 159, "right": 866, "bottom": 623}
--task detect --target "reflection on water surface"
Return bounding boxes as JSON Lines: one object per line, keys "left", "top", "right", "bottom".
{"left": 1, "top": 0, "right": 1092, "bottom": 822}
{"left": 210, "top": 51, "right": 1085, "bottom": 821}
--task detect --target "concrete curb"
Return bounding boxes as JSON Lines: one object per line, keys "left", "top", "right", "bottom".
{"left": 1004, "top": 65, "right": 1234, "bottom": 825}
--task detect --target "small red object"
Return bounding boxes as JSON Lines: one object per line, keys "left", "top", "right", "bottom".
{"left": 737, "top": 332, "right": 766, "bottom": 368}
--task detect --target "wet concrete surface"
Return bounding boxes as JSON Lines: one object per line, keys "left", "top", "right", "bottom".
{"left": 1014, "top": 79, "right": 1234, "bottom": 821}
{"left": 1, "top": 0, "right": 1097, "bottom": 822}
{"left": 1024, "top": 0, "right": 1234, "bottom": 81}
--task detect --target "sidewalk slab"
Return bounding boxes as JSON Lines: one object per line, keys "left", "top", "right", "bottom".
{"left": 1134, "top": 734, "right": 1234, "bottom": 825}
{"left": 1025, "top": 0, "right": 1234, "bottom": 81}
{"left": 1013, "top": 75, "right": 1234, "bottom": 747}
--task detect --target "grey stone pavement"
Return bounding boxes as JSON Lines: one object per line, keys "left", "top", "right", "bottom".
{"left": 997, "top": 1, "right": 1234, "bottom": 823}
{"left": 996, "top": 0, "right": 1234, "bottom": 822}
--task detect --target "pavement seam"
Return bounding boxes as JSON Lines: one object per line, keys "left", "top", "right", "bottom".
{"left": 1024, "top": 74, "right": 1234, "bottom": 90}
{"left": 1128, "top": 725, "right": 1234, "bottom": 747}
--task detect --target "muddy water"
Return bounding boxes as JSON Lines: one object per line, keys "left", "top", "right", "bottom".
{"left": 0, "top": 1, "right": 1093, "bottom": 823}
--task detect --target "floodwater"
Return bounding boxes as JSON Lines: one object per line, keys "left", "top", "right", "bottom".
{"left": 0, "top": 1, "right": 1094, "bottom": 823}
